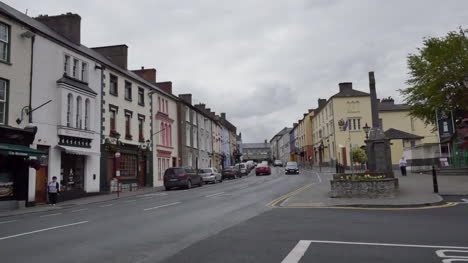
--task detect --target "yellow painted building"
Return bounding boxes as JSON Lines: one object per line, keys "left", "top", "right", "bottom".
{"left": 312, "top": 83, "right": 372, "bottom": 167}
{"left": 297, "top": 110, "right": 315, "bottom": 164}
{"left": 378, "top": 98, "right": 438, "bottom": 165}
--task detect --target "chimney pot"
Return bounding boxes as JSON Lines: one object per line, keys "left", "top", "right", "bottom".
{"left": 35, "top": 13, "right": 81, "bottom": 45}
{"left": 92, "top": 44, "right": 129, "bottom": 70}
{"left": 338, "top": 82, "right": 353, "bottom": 92}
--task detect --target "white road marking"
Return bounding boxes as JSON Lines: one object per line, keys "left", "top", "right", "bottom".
{"left": 99, "top": 204, "right": 113, "bottom": 207}
{"left": 142, "top": 197, "right": 153, "bottom": 200}
{"left": 0, "top": 220, "right": 17, "bottom": 225}
{"left": 137, "top": 193, "right": 168, "bottom": 197}
{"left": 205, "top": 192, "right": 225, "bottom": 198}
{"left": 315, "top": 172, "right": 322, "bottom": 183}
{"left": 71, "top": 208, "right": 88, "bottom": 213}
{"left": 39, "top": 213, "right": 62, "bottom": 218}
{"left": 436, "top": 249, "right": 468, "bottom": 259}
{"left": 281, "top": 240, "right": 312, "bottom": 263}
{"left": 143, "top": 202, "right": 181, "bottom": 211}
{"left": 305, "top": 239, "right": 468, "bottom": 250}
{"left": 0, "top": 221, "right": 89, "bottom": 241}
{"left": 124, "top": 199, "right": 137, "bottom": 203}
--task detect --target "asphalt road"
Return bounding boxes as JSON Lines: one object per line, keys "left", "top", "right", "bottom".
{"left": 0, "top": 166, "right": 318, "bottom": 263}
{"left": 163, "top": 193, "right": 468, "bottom": 263}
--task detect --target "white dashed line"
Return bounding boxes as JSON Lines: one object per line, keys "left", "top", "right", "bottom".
{"left": 0, "top": 221, "right": 89, "bottom": 241}
{"left": 305, "top": 239, "right": 468, "bottom": 250}
{"left": 0, "top": 220, "right": 17, "bottom": 225}
{"left": 282, "top": 240, "right": 312, "bottom": 263}
{"left": 71, "top": 208, "right": 88, "bottom": 213}
{"left": 143, "top": 202, "right": 181, "bottom": 211}
{"left": 205, "top": 192, "right": 225, "bottom": 198}
{"left": 99, "top": 204, "right": 113, "bottom": 207}
{"left": 39, "top": 213, "right": 62, "bottom": 218}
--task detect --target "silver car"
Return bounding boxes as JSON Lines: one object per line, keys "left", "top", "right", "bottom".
{"left": 199, "top": 168, "right": 222, "bottom": 183}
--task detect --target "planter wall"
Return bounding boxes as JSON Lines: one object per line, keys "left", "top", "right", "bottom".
{"left": 330, "top": 178, "right": 399, "bottom": 198}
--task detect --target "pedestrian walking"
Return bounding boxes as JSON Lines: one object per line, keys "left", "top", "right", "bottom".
{"left": 48, "top": 176, "right": 60, "bottom": 205}
{"left": 399, "top": 156, "right": 407, "bottom": 176}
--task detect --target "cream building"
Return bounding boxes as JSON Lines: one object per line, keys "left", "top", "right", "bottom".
{"left": 312, "top": 83, "right": 372, "bottom": 167}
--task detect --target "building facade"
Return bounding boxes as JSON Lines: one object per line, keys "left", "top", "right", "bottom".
{"left": 241, "top": 142, "right": 271, "bottom": 162}
{"left": 177, "top": 94, "right": 199, "bottom": 168}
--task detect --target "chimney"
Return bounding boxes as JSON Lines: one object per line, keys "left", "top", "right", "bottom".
{"left": 156, "top": 81, "right": 172, "bottom": 94}
{"left": 194, "top": 103, "right": 206, "bottom": 111}
{"left": 205, "top": 108, "right": 211, "bottom": 114}
{"left": 179, "top": 94, "right": 192, "bottom": 105}
{"left": 221, "top": 113, "right": 226, "bottom": 120}
{"left": 308, "top": 108, "right": 315, "bottom": 113}
{"left": 210, "top": 111, "right": 216, "bottom": 118}
{"left": 339, "top": 82, "right": 353, "bottom": 92}
{"left": 381, "top": 97, "right": 394, "bottom": 104}
{"left": 35, "top": 13, "right": 81, "bottom": 45}
{"left": 92, "top": 45, "right": 128, "bottom": 69}
{"left": 369, "top": 72, "right": 379, "bottom": 128}
{"left": 132, "top": 68, "right": 157, "bottom": 83}
{"left": 318, "top": 99, "right": 327, "bottom": 109}
{"left": 293, "top": 123, "right": 298, "bottom": 128}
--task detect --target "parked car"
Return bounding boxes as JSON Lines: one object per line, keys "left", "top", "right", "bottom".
{"left": 222, "top": 166, "right": 241, "bottom": 180}
{"left": 235, "top": 163, "right": 248, "bottom": 176}
{"left": 256, "top": 164, "right": 271, "bottom": 176}
{"left": 285, "top": 162, "right": 299, "bottom": 174}
{"left": 273, "top": 160, "right": 283, "bottom": 167}
{"left": 199, "top": 168, "right": 222, "bottom": 184}
{"left": 164, "top": 167, "right": 203, "bottom": 190}
{"left": 261, "top": 161, "right": 268, "bottom": 166}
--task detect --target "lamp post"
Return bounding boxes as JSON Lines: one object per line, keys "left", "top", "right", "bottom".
{"left": 363, "top": 123, "right": 370, "bottom": 140}
{"left": 319, "top": 142, "right": 324, "bottom": 172}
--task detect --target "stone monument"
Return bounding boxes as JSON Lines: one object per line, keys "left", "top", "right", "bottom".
{"left": 366, "top": 72, "right": 394, "bottom": 178}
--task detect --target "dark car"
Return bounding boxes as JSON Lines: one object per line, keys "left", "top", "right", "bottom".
{"left": 255, "top": 164, "right": 271, "bottom": 176}
{"left": 222, "top": 166, "right": 241, "bottom": 180}
{"left": 164, "top": 167, "right": 203, "bottom": 190}
{"left": 285, "top": 162, "right": 299, "bottom": 174}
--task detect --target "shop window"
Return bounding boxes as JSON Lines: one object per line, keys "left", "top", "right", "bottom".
{"left": 60, "top": 153, "right": 85, "bottom": 192}
{"left": 120, "top": 153, "right": 137, "bottom": 178}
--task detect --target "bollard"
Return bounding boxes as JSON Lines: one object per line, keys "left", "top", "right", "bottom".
{"left": 432, "top": 165, "right": 439, "bottom": 193}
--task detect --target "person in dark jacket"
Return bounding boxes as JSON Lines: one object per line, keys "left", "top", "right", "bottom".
{"left": 48, "top": 176, "right": 60, "bottom": 205}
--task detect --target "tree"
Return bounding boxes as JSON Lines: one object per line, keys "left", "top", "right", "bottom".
{"left": 352, "top": 148, "right": 367, "bottom": 165}
{"left": 400, "top": 27, "right": 468, "bottom": 126}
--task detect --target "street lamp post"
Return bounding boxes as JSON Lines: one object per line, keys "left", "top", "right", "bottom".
{"left": 363, "top": 123, "right": 370, "bottom": 140}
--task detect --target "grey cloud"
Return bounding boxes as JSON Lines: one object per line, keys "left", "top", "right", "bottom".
{"left": 6, "top": 0, "right": 468, "bottom": 142}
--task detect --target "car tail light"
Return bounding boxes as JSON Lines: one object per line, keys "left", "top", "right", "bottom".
{"left": 211, "top": 173, "right": 214, "bottom": 176}
{"left": 179, "top": 174, "right": 187, "bottom": 178}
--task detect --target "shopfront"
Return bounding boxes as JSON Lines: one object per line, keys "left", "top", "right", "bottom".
{"left": 0, "top": 126, "right": 44, "bottom": 209}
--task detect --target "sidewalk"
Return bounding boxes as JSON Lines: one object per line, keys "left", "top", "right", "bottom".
{"left": 282, "top": 171, "right": 468, "bottom": 208}
{"left": 0, "top": 186, "right": 164, "bottom": 218}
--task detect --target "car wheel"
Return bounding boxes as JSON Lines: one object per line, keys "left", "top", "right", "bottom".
{"left": 186, "top": 180, "right": 192, "bottom": 189}
{"left": 213, "top": 178, "right": 217, "bottom": 184}
{"left": 199, "top": 178, "right": 204, "bottom": 187}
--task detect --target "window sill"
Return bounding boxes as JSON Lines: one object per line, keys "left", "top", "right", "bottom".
{"left": 0, "top": 60, "right": 12, "bottom": 65}
{"left": 138, "top": 103, "right": 145, "bottom": 107}
{"left": 125, "top": 135, "right": 133, "bottom": 140}
{"left": 125, "top": 98, "right": 132, "bottom": 102}
{"left": 110, "top": 92, "right": 118, "bottom": 97}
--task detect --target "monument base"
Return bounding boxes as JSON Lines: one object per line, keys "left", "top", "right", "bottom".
{"left": 330, "top": 177, "right": 399, "bottom": 198}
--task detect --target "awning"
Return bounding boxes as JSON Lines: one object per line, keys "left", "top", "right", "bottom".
{"left": 0, "top": 143, "right": 47, "bottom": 157}
{"left": 57, "top": 145, "right": 100, "bottom": 156}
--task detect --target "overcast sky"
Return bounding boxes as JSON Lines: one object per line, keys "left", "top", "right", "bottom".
{"left": 6, "top": 0, "right": 468, "bottom": 142}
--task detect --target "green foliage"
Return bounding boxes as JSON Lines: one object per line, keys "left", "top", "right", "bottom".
{"left": 338, "top": 174, "right": 385, "bottom": 181}
{"left": 352, "top": 148, "right": 367, "bottom": 164}
{"left": 400, "top": 27, "right": 468, "bottom": 125}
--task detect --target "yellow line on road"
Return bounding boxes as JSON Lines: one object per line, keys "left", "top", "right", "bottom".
{"left": 266, "top": 184, "right": 315, "bottom": 208}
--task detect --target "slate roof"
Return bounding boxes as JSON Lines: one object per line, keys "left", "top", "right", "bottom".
{"left": 0, "top": 2, "right": 177, "bottom": 100}
{"left": 384, "top": 128, "right": 424, "bottom": 140}
{"left": 57, "top": 76, "right": 97, "bottom": 95}
{"left": 331, "top": 89, "right": 369, "bottom": 98}
{"left": 378, "top": 102, "right": 410, "bottom": 112}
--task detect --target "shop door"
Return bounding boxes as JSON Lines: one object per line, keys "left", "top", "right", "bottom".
{"left": 139, "top": 160, "right": 145, "bottom": 186}
{"left": 35, "top": 166, "right": 48, "bottom": 203}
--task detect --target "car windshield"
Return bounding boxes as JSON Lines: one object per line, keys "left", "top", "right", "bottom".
{"left": 286, "top": 162, "right": 297, "bottom": 167}
{"left": 201, "top": 169, "right": 212, "bottom": 173}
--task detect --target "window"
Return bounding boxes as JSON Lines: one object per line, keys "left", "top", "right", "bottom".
{"left": 0, "top": 23, "right": 9, "bottom": 62}
{"left": 72, "top": 58, "right": 79, "bottom": 78}
{"left": 138, "top": 87, "right": 144, "bottom": 106}
{"left": 0, "top": 79, "right": 7, "bottom": 124}
{"left": 120, "top": 153, "right": 137, "bottom": 178}
{"left": 125, "top": 81, "right": 132, "bottom": 101}
{"left": 186, "top": 126, "right": 191, "bottom": 146}
{"left": 348, "top": 118, "right": 361, "bottom": 131}
{"left": 66, "top": 93, "right": 73, "bottom": 127}
{"left": 109, "top": 74, "right": 118, "bottom": 96}
{"left": 76, "top": 96, "right": 82, "bottom": 129}
{"left": 138, "top": 116, "right": 144, "bottom": 140}
{"left": 410, "top": 117, "right": 415, "bottom": 131}
{"left": 158, "top": 97, "right": 161, "bottom": 112}
{"left": 64, "top": 55, "right": 70, "bottom": 75}
{"left": 109, "top": 108, "right": 117, "bottom": 131}
{"left": 168, "top": 124, "right": 172, "bottom": 146}
{"left": 125, "top": 111, "right": 132, "bottom": 139}
{"left": 165, "top": 100, "right": 169, "bottom": 113}
{"left": 81, "top": 62, "right": 88, "bottom": 82}
{"left": 161, "top": 123, "right": 166, "bottom": 146}
{"left": 185, "top": 108, "right": 190, "bottom": 122}
{"left": 84, "top": 99, "right": 90, "bottom": 130}
{"left": 193, "top": 129, "right": 198, "bottom": 148}
{"left": 379, "top": 118, "right": 383, "bottom": 130}
{"left": 193, "top": 111, "right": 197, "bottom": 125}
